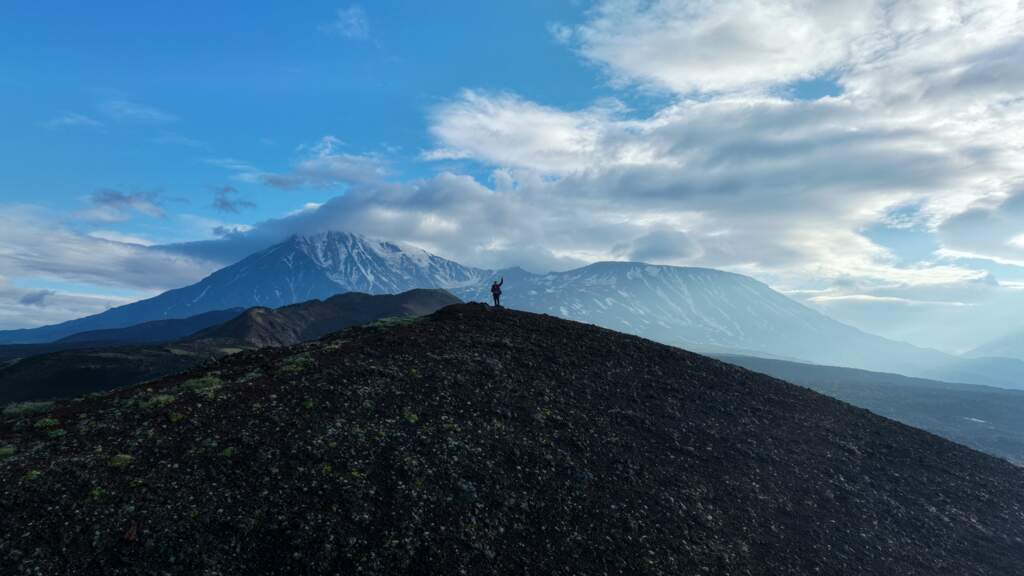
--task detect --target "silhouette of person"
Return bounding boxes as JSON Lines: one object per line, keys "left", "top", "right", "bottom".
{"left": 491, "top": 277, "right": 504, "bottom": 307}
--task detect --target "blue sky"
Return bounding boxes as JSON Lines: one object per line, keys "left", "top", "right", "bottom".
{"left": 2, "top": 1, "right": 1024, "bottom": 353}
{"left": 1, "top": 1, "right": 610, "bottom": 240}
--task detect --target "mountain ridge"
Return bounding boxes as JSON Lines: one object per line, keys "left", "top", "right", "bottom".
{"left": 0, "top": 290, "right": 460, "bottom": 404}
{"left": 3, "top": 230, "right": 1023, "bottom": 389}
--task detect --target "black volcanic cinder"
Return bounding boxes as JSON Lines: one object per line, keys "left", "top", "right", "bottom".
{"left": 1, "top": 304, "right": 1023, "bottom": 575}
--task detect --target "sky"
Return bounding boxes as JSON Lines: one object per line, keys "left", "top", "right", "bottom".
{"left": 1, "top": 0, "right": 1024, "bottom": 354}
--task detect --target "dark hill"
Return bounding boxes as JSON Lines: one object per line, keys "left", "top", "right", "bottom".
{"left": 0, "top": 310, "right": 243, "bottom": 364}
{"left": 58, "top": 308, "right": 245, "bottom": 345}
{"left": 193, "top": 288, "right": 460, "bottom": 347}
{"left": 1, "top": 304, "right": 1022, "bottom": 575}
{"left": 0, "top": 290, "right": 459, "bottom": 404}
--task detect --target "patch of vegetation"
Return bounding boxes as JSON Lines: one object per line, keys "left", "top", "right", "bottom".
{"left": 278, "top": 353, "right": 316, "bottom": 375}
{"left": 369, "top": 315, "right": 422, "bottom": 330}
{"left": 88, "top": 487, "right": 107, "bottom": 501}
{"left": 47, "top": 429, "right": 66, "bottom": 439}
{"left": 181, "top": 375, "right": 223, "bottom": 399}
{"left": 24, "top": 470, "right": 41, "bottom": 481}
{"left": 220, "top": 447, "right": 236, "bottom": 458}
{"left": 168, "top": 411, "right": 186, "bottom": 423}
{"left": 0, "top": 446, "right": 15, "bottom": 459}
{"left": 34, "top": 417, "right": 60, "bottom": 429}
{"left": 139, "top": 394, "right": 176, "bottom": 409}
{"left": 302, "top": 398, "right": 316, "bottom": 410}
{"left": 2, "top": 401, "right": 55, "bottom": 416}
{"left": 402, "top": 407, "right": 420, "bottom": 425}
{"left": 108, "top": 454, "right": 133, "bottom": 468}
{"left": 239, "top": 369, "right": 263, "bottom": 383}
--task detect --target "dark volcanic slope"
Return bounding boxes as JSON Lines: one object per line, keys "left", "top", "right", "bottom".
{"left": 1, "top": 304, "right": 1022, "bottom": 575}
{"left": 193, "top": 288, "right": 460, "bottom": 347}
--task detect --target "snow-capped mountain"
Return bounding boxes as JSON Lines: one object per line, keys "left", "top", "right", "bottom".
{"left": 4, "top": 230, "right": 1023, "bottom": 389}
{"left": 455, "top": 262, "right": 1024, "bottom": 389}
{"left": 0, "top": 232, "right": 485, "bottom": 343}
{"left": 457, "top": 263, "right": 841, "bottom": 356}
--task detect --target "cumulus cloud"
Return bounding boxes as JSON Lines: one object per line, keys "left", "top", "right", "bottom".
{"left": 574, "top": 0, "right": 876, "bottom": 94}
{"left": 571, "top": 0, "right": 1024, "bottom": 98}
{"left": 321, "top": 5, "right": 369, "bottom": 39}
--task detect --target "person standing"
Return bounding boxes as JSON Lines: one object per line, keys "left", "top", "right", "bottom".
{"left": 491, "top": 277, "right": 504, "bottom": 307}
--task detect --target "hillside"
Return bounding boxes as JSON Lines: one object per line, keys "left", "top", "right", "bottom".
{"left": 194, "top": 289, "right": 459, "bottom": 347}
{"left": 1, "top": 304, "right": 1022, "bottom": 575}
{"left": 719, "top": 355, "right": 1024, "bottom": 465}
{"left": 0, "top": 290, "right": 458, "bottom": 404}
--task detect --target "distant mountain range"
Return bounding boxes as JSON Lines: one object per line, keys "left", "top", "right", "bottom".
{"left": 2, "top": 230, "right": 1022, "bottom": 389}
{"left": 969, "top": 330, "right": 1024, "bottom": 361}
{"left": 0, "top": 289, "right": 457, "bottom": 404}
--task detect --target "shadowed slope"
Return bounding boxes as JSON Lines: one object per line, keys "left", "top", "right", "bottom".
{"left": 1, "top": 304, "right": 1022, "bottom": 575}
{"left": 0, "top": 290, "right": 460, "bottom": 404}
{"left": 192, "top": 288, "right": 460, "bottom": 347}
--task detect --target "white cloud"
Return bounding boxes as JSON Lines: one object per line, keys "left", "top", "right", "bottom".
{"left": 0, "top": 206, "right": 215, "bottom": 291}
{"left": 44, "top": 112, "right": 103, "bottom": 129}
{"left": 571, "top": 0, "right": 1024, "bottom": 98}
{"left": 427, "top": 91, "right": 652, "bottom": 174}
{"left": 808, "top": 294, "right": 971, "bottom": 307}
{"left": 87, "top": 230, "right": 155, "bottom": 246}
{"left": 575, "top": 0, "right": 876, "bottom": 94}
{"left": 254, "top": 136, "right": 388, "bottom": 189}
{"left": 102, "top": 99, "right": 176, "bottom": 123}
{"left": 321, "top": 5, "right": 369, "bottom": 39}
{"left": 0, "top": 280, "right": 138, "bottom": 330}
